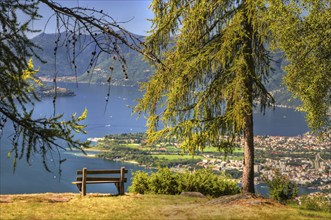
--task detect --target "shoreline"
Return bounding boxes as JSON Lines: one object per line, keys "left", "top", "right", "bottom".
{"left": 82, "top": 147, "right": 107, "bottom": 152}
{"left": 90, "top": 151, "right": 324, "bottom": 192}
{"left": 81, "top": 131, "right": 329, "bottom": 192}
{"left": 40, "top": 79, "right": 301, "bottom": 110}
{"left": 39, "top": 77, "right": 139, "bottom": 88}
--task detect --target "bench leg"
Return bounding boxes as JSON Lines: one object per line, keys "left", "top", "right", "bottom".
{"left": 115, "top": 183, "right": 120, "bottom": 194}
{"left": 121, "top": 181, "right": 125, "bottom": 195}
{"left": 82, "top": 168, "right": 87, "bottom": 196}
{"left": 76, "top": 184, "right": 82, "bottom": 192}
{"left": 120, "top": 167, "right": 125, "bottom": 195}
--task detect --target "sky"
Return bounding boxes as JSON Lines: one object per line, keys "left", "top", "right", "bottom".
{"left": 29, "top": 0, "right": 153, "bottom": 36}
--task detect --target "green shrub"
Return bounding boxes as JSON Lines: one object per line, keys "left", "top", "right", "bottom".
{"left": 263, "top": 169, "right": 298, "bottom": 203}
{"left": 177, "top": 169, "right": 240, "bottom": 197}
{"left": 129, "top": 170, "right": 150, "bottom": 194}
{"left": 299, "top": 193, "right": 331, "bottom": 212}
{"left": 129, "top": 168, "right": 240, "bottom": 197}
{"left": 149, "top": 168, "right": 180, "bottom": 194}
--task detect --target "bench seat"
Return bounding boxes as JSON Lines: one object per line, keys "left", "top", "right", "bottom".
{"left": 72, "top": 181, "right": 124, "bottom": 184}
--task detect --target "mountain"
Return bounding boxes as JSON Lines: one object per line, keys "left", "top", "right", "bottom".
{"left": 32, "top": 32, "right": 152, "bottom": 86}
{"left": 31, "top": 32, "right": 300, "bottom": 107}
{"left": 265, "top": 52, "right": 301, "bottom": 108}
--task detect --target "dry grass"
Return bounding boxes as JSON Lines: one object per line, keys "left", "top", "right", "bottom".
{"left": 0, "top": 193, "right": 330, "bottom": 220}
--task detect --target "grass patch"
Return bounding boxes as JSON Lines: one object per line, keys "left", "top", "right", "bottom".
{"left": 125, "top": 143, "right": 144, "bottom": 148}
{"left": 153, "top": 154, "right": 204, "bottom": 160}
{"left": 1, "top": 193, "right": 330, "bottom": 220}
{"left": 202, "top": 147, "right": 243, "bottom": 153}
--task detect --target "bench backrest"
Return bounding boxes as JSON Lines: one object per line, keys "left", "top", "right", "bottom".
{"left": 77, "top": 169, "right": 128, "bottom": 175}
{"left": 76, "top": 167, "right": 128, "bottom": 182}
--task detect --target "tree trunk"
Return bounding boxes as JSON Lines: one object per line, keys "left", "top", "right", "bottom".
{"left": 242, "top": 1, "right": 255, "bottom": 194}
{"left": 242, "top": 111, "right": 255, "bottom": 193}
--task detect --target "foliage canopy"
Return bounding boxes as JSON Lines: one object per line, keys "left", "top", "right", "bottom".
{"left": 136, "top": 0, "right": 274, "bottom": 152}
{"left": 268, "top": 0, "right": 331, "bottom": 132}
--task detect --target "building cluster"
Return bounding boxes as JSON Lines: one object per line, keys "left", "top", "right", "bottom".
{"left": 193, "top": 133, "right": 331, "bottom": 190}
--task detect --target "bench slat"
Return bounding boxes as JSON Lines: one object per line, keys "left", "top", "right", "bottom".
{"left": 72, "top": 181, "right": 124, "bottom": 184}
{"left": 76, "top": 177, "right": 127, "bottom": 182}
{"left": 77, "top": 169, "right": 128, "bottom": 175}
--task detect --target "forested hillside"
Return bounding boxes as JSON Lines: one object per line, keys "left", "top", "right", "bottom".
{"left": 32, "top": 32, "right": 152, "bottom": 86}
{"left": 32, "top": 33, "right": 299, "bottom": 107}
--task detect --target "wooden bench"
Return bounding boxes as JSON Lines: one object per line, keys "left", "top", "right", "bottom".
{"left": 72, "top": 167, "right": 128, "bottom": 196}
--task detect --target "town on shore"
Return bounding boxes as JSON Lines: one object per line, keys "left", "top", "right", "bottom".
{"left": 87, "top": 132, "right": 330, "bottom": 193}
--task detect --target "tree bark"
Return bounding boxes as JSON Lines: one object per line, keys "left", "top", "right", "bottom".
{"left": 242, "top": 1, "right": 255, "bottom": 194}
{"left": 242, "top": 111, "right": 255, "bottom": 193}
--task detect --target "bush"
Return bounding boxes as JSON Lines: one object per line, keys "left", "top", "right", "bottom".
{"left": 129, "top": 170, "right": 150, "bottom": 194}
{"left": 299, "top": 193, "right": 331, "bottom": 212}
{"left": 177, "top": 169, "right": 240, "bottom": 197}
{"left": 129, "top": 168, "right": 240, "bottom": 197}
{"left": 149, "top": 168, "right": 180, "bottom": 194}
{"left": 263, "top": 169, "right": 298, "bottom": 203}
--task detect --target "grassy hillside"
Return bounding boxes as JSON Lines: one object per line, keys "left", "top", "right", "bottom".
{"left": 1, "top": 193, "right": 330, "bottom": 220}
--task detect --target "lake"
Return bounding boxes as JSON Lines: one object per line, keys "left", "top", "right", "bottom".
{"left": 0, "top": 83, "right": 310, "bottom": 195}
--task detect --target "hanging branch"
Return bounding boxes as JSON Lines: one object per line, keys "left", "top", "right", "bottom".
{"left": 40, "top": 0, "right": 162, "bottom": 65}
{"left": 0, "top": 0, "right": 162, "bottom": 172}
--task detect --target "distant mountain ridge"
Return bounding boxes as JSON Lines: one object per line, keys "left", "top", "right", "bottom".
{"left": 31, "top": 32, "right": 300, "bottom": 108}
{"left": 32, "top": 32, "right": 151, "bottom": 86}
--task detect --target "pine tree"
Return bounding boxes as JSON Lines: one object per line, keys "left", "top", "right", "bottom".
{"left": 136, "top": 0, "right": 275, "bottom": 193}
{"left": 137, "top": 0, "right": 330, "bottom": 194}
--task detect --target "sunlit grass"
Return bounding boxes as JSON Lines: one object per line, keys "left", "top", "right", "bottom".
{"left": 201, "top": 146, "right": 244, "bottom": 153}
{"left": 1, "top": 193, "right": 330, "bottom": 220}
{"left": 125, "top": 143, "right": 141, "bottom": 147}
{"left": 153, "top": 154, "right": 204, "bottom": 160}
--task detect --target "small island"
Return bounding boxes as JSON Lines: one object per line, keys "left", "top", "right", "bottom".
{"left": 36, "top": 85, "right": 75, "bottom": 98}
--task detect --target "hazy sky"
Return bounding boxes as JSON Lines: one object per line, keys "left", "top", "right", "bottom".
{"left": 29, "top": 0, "right": 153, "bottom": 36}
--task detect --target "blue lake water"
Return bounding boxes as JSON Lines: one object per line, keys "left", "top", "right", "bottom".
{"left": 0, "top": 83, "right": 310, "bottom": 195}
